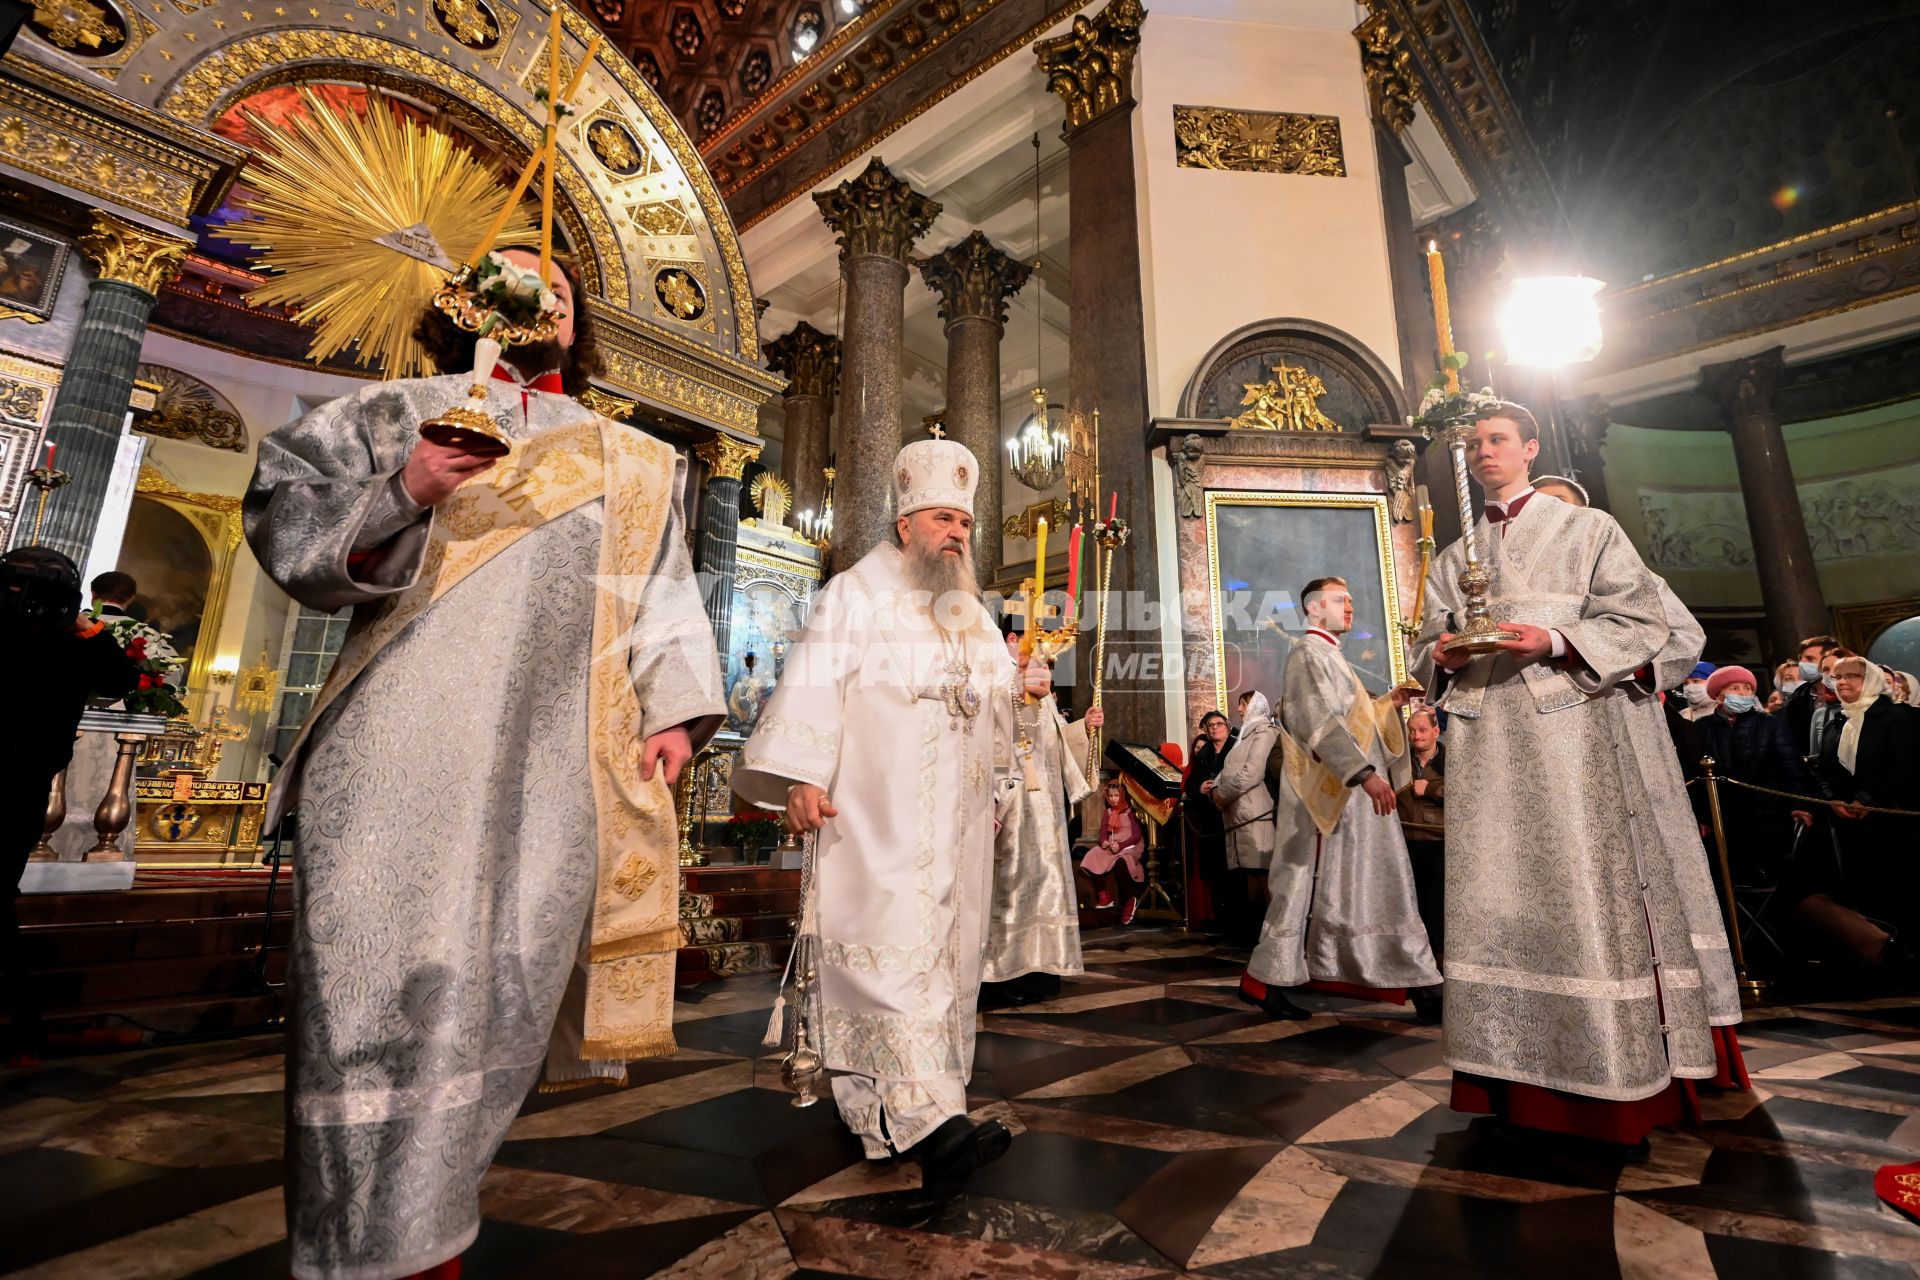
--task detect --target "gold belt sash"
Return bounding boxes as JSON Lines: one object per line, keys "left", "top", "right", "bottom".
{"left": 301, "top": 417, "right": 682, "bottom": 1062}
{"left": 1280, "top": 671, "right": 1405, "bottom": 837}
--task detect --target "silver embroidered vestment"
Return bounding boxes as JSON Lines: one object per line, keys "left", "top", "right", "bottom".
{"left": 732, "top": 544, "right": 1015, "bottom": 1157}
{"left": 246, "top": 375, "right": 723, "bottom": 1280}
{"left": 1413, "top": 496, "right": 1739, "bottom": 1101}
{"left": 1250, "top": 644, "right": 1439, "bottom": 990}
{"left": 984, "top": 693, "right": 1091, "bottom": 982}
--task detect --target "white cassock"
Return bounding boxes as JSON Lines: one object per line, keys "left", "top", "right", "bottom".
{"left": 1413, "top": 495, "right": 1739, "bottom": 1100}
{"left": 733, "top": 543, "right": 1015, "bottom": 1156}
{"left": 984, "top": 693, "right": 1091, "bottom": 982}
{"left": 1250, "top": 629, "right": 1440, "bottom": 990}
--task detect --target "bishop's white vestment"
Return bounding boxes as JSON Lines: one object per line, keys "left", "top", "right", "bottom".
{"left": 984, "top": 693, "right": 1091, "bottom": 982}
{"left": 733, "top": 543, "right": 1016, "bottom": 1156}
{"left": 247, "top": 372, "right": 723, "bottom": 1280}
{"left": 1250, "top": 632, "right": 1440, "bottom": 990}
{"left": 1413, "top": 495, "right": 1739, "bottom": 1101}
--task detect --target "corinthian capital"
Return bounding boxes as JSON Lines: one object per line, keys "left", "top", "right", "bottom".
{"left": 695, "top": 433, "right": 763, "bottom": 481}
{"left": 77, "top": 210, "right": 191, "bottom": 297}
{"left": 914, "top": 231, "right": 1032, "bottom": 328}
{"left": 765, "top": 322, "right": 842, "bottom": 401}
{"left": 1354, "top": 11, "right": 1417, "bottom": 134}
{"left": 1034, "top": 0, "right": 1145, "bottom": 134}
{"left": 813, "top": 157, "right": 941, "bottom": 264}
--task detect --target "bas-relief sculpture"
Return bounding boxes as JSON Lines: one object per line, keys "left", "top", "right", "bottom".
{"left": 1638, "top": 462, "right": 1920, "bottom": 571}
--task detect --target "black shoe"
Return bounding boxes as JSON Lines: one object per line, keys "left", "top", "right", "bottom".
{"left": 1411, "top": 988, "right": 1443, "bottom": 1025}
{"left": 914, "top": 1116, "right": 1013, "bottom": 1196}
{"left": 1237, "top": 985, "right": 1312, "bottom": 1021}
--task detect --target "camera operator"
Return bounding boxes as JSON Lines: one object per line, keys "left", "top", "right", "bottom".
{"left": 1, "top": 547, "right": 141, "bottom": 1065}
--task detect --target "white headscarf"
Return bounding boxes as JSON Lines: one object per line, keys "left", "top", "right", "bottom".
{"left": 1836, "top": 662, "right": 1889, "bottom": 774}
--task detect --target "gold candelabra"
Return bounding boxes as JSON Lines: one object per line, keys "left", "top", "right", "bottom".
{"left": 1435, "top": 419, "right": 1520, "bottom": 656}
{"left": 1086, "top": 515, "right": 1128, "bottom": 783}
{"left": 25, "top": 460, "right": 71, "bottom": 545}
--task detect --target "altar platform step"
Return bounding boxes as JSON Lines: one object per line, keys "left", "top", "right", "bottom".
{"left": 12, "top": 874, "right": 289, "bottom": 1046}
{"left": 677, "top": 865, "right": 799, "bottom": 987}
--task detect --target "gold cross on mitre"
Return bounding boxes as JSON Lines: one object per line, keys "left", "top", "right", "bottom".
{"left": 926, "top": 421, "right": 947, "bottom": 439}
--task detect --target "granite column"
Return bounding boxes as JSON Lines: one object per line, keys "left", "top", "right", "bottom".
{"left": 1037, "top": 0, "right": 1156, "bottom": 743}
{"left": 1700, "top": 347, "right": 1827, "bottom": 658}
{"left": 694, "top": 434, "right": 763, "bottom": 666}
{"left": 814, "top": 159, "right": 940, "bottom": 573}
{"left": 29, "top": 212, "right": 190, "bottom": 563}
{"left": 916, "top": 232, "right": 1031, "bottom": 583}
{"left": 764, "top": 322, "right": 840, "bottom": 519}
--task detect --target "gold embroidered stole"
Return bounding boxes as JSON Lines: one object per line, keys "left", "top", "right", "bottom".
{"left": 1280, "top": 667, "right": 1406, "bottom": 837}
{"left": 303, "top": 417, "right": 682, "bottom": 1062}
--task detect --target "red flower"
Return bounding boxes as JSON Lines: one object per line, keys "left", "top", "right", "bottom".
{"left": 138, "top": 674, "right": 155, "bottom": 689}
{"left": 127, "top": 638, "right": 148, "bottom": 658}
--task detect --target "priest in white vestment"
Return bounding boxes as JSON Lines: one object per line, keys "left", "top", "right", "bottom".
{"left": 1244, "top": 577, "right": 1438, "bottom": 1021}
{"left": 247, "top": 251, "right": 724, "bottom": 1280}
{"left": 981, "top": 623, "right": 1102, "bottom": 1005}
{"left": 1414, "top": 404, "right": 1745, "bottom": 1146}
{"left": 733, "top": 439, "right": 1048, "bottom": 1194}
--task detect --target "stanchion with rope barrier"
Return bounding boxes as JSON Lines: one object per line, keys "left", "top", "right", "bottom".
{"left": 1693, "top": 756, "right": 1920, "bottom": 1006}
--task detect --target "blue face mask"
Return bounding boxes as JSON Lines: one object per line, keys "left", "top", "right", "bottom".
{"left": 1798, "top": 660, "right": 1821, "bottom": 681}
{"left": 1779, "top": 679, "right": 1803, "bottom": 696}
{"left": 1723, "top": 693, "right": 1758, "bottom": 714}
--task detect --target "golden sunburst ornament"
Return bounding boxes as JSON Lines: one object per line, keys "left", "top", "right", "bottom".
{"left": 217, "top": 89, "right": 539, "bottom": 377}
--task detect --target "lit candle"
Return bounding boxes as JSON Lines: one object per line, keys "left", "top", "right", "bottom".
{"left": 1108, "top": 491, "right": 1118, "bottom": 522}
{"left": 1416, "top": 483, "right": 1432, "bottom": 540}
{"left": 1034, "top": 516, "right": 1048, "bottom": 610}
{"left": 1426, "top": 241, "right": 1459, "bottom": 394}
{"left": 1065, "top": 521, "right": 1083, "bottom": 617}
{"left": 43, "top": 439, "right": 55, "bottom": 470}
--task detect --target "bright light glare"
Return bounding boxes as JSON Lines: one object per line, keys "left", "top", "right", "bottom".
{"left": 1498, "top": 276, "right": 1606, "bottom": 367}
{"left": 839, "top": 0, "right": 861, "bottom": 13}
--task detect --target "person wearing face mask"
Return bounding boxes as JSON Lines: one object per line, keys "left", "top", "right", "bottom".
{"left": 1678, "top": 661, "right": 1718, "bottom": 721}
{"left": 1766, "top": 661, "right": 1801, "bottom": 714}
{"left": 1697, "top": 666, "right": 1812, "bottom": 886}
{"left": 1783, "top": 634, "right": 1843, "bottom": 759}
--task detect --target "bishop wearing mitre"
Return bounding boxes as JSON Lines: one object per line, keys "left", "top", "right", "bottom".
{"left": 246, "top": 249, "right": 724, "bottom": 1280}
{"left": 734, "top": 438, "right": 1050, "bottom": 1195}
{"left": 1414, "top": 403, "right": 1744, "bottom": 1147}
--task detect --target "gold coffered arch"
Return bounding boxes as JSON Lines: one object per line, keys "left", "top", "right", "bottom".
{"left": 10, "top": 0, "right": 780, "bottom": 431}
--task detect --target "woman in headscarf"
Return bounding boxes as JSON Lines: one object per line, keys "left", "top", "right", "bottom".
{"left": 1796, "top": 656, "right": 1920, "bottom": 983}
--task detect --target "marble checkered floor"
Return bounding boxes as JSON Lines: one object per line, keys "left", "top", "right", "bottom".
{"left": 6, "top": 929, "right": 1920, "bottom": 1278}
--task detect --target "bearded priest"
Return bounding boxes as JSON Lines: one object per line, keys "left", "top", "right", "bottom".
{"left": 1242, "top": 577, "right": 1439, "bottom": 1022}
{"left": 733, "top": 439, "right": 1050, "bottom": 1194}
{"left": 246, "top": 249, "right": 724, "bottom": 1280}
{"left": 1413, "top": 403, "right": 1746, "bottom": 1148}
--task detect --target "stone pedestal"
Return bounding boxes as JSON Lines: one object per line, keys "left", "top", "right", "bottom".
{"left": 814, "top": 159, "right": 940, "bottom": 573}
{"left": 765, "top": 323, "right": 840, "bottom": 517}
{"left": 1700, "top": 347, "right": 1828, "bottom": 658}
{"left": 694, "top": 435, "right": 763, "bottom": 663}
{"left": 1037, "top": 0, "right": 1157, "bottom": 746}
{"left": 32, "top": 212, "right": 189, "bottom": 563}
{"left": 915, "top": 231, "right": 1031, "bottom": 583}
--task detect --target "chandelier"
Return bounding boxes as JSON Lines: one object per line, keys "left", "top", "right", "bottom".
{"left": 1007, "top": 388, "right": 1068, "bottom": 490}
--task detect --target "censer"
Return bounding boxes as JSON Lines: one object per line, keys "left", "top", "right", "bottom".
{"left": 764, "top": 828, "right": 825, "bottom": 1107}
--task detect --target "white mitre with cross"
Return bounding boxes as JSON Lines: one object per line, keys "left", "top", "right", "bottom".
{"left": 894, "top": 437, "right": 979, "bottom": 517}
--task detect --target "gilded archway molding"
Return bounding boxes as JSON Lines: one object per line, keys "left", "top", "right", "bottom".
{"left": 11, "top": 0, "right": 779, "bottom": 429}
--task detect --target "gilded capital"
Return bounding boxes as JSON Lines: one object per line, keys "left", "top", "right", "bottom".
{"left": 696, "top": 433, "right": 763, "bottom": 481}
{"left": 813, "top": 157, "right": 941, "bottom": 264}
{"left": 765, "top": 322, "right": 842, "bottom": 401}
{"left": 1355, "top": 11, "right": 1417, "bottom": 134}
{"left": 578, "top": 387, "right": 639, "bottom": 422}
{"left": 77, "top": 210, "right": 191, "bottom": 297}
{"left": 1034, "top": 0, "right": 1145, "bottom": 133}
{"left": 914, "top": 231, "right": 1032, "bottom": 328}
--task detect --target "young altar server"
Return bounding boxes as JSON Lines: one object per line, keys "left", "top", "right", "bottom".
{"left": 1415, "top": 403, "right": 1745, "bottom": 1146}
{"left": 248, "top": 250, "right": 724, "bottom": 1280}
{"left": 1243, "top": 577, "right": 1439, "bottom": 1020}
